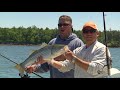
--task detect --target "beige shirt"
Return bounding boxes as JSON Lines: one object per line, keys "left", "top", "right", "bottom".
{"left": 59, "top": 40, "right": 111, "bottom": 78}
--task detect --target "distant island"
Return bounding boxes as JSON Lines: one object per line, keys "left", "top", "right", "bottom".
{"left": 0, "top": 26, "right": 120, "bottom": 47}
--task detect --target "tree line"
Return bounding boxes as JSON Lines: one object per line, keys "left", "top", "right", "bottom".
{"left": 0, "top": 26, "right": 120, "bottom": 47}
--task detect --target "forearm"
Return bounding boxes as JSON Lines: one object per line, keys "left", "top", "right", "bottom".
{"left": 72, "top": 55, "right": 90, "bottom": 71}
{"left": 87, "top": 60, "right": 107, "bottom": 75}
{"left": 73, "top": 55, "right": 107, "bottom": 75}
{"left": 49, "top": 59, "right": 74, "bottom": 73}
{"left": 49, "top": 59, "right": 63, "bottom": 69}
{"left": 49, "top": 54, "right": 66, "bottom": 69}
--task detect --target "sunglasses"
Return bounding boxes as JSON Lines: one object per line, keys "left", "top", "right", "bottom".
{"left": 58, "top": 23, "right": 70, "bottom": 27}
{"left": 82, "top": 29, "right": 96, "bottom": 34}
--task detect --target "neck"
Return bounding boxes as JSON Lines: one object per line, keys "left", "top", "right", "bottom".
{"left": 60, "top": 33, "right": 72, "bottom": 39}
{"left": 86, "top": 40, "right": 96, "bottom": 48}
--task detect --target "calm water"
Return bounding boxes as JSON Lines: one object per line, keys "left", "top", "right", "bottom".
{"left": 0, "top": 45, "right": 120, "bottom": 78}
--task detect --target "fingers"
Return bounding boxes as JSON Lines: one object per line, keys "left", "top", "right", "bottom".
{"left": 64, "top": 50, "right": 74, "bottom": 60}
{"left": 25, "top": 56, "right": 43, "bottom": 73}
{"left": 67, "top": 50, "right": 71, "bottom": 53}
{"left": 25, "top": 65, "right": 36, "bottom": 73}
{"left": 64, "top": 50, "right": 71, "bottom": 55}
{"left": 26, "top": 56, "right": 44, "bottom": 74}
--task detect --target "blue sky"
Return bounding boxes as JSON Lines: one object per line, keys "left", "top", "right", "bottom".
{"left": 0, "top": 12, "right": 120, "bottom": 31}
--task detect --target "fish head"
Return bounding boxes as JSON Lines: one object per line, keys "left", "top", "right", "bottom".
{"left": 50, "top": 45, "right": 69, "bottom": 58}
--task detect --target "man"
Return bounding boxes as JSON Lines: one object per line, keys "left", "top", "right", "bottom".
{"left": 26, "top": 15, "right": 84, "bottom": 78}
{"left": 47, "top": 21, "right": 112, "bottom": 78}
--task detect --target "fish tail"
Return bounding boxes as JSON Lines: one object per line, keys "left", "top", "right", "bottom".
{"left": 15, "top": 64, "right": 25, "bottom": 75}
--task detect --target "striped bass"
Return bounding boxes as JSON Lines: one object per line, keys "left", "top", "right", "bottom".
{"left": 15, "top": 43, "right": 69, "bottom": 75}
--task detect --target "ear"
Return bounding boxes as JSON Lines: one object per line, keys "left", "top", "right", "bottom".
{"left": 71, "top": 25, "right": 73, "bottom": 32}
{"left": 96, "top": 31, "right": 100, "bottom": 37}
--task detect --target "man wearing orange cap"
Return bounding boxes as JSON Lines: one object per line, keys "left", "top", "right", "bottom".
{"left": 45, "top": 21, "right": 112, "bottom": 78}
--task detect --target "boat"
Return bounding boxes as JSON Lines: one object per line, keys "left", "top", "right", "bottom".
{"left": 109, "top": 68, "right": 120, "bottom": 78}
{"left": 103, "top": 12, "right": 120, "bottom": 78}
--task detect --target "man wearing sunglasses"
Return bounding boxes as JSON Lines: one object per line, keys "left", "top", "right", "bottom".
{"left": 26, "top": 15, "right": 84, "bottom": 78}
{"left": 45, "top": 21, "right": 112, "bottom": 78}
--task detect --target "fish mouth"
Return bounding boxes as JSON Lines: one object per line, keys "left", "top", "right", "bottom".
{"left": 49, "top": 45, "right": 69, "bottom": 60}
{"left": 56, "top": 45, "right": 69, "bottom": 55}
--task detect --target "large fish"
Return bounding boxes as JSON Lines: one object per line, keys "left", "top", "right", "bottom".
{"left": 15, "top": 43, "right": 69, "bottom": 75}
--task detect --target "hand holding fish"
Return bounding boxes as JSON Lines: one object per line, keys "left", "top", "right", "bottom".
{"left": 64, "top": 50, "right": 74, "bottom": 62}
{"left": 15, "top": 43, "right": 69, "bottom": 75}
{"left": 25, "top": 56, "right": 47, "bottom": 73}
{"left": 25, "top": 64, "right": 37, "bottom": 73}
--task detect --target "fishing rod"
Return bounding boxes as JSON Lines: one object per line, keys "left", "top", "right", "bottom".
{"left": 0, "top": 53, "right": 44, "bottom": 78}
{"left": 103, "top": 12, "right": 111, "bottom": 76}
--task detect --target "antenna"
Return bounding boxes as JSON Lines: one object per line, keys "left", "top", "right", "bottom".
{"left": 103, "top": 12, "right": 111, "bottom": 76}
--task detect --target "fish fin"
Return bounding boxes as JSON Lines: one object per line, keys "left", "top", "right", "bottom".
{"left": 29, "top": 43, "right": 47, "bottom": 55}
{"left": 40, "top": 42, "right": 48, "bottom": 48}
{"left": 15, "top": 64, "right": 24, "bottom": 75}
{"left": 64, "top": 45, "right": 69, "bottom": 51}
{"left": 52, "top": 45, "right": 69, "bottom": 57}
{"left": 44, "top": 59, "right": 52, "bottom": 61}
{"left": 30, "top": 42, "right": 47, "bottom": 53}
{"left": 46, "top": 45, "right": 68, "bottom": 60}
{"left": 29, "top": 50, "right": 37, "bottom": 55}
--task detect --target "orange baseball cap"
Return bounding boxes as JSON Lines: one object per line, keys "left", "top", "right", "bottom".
{"left": 82, "top": 21, "right": 98, "bottom": 30}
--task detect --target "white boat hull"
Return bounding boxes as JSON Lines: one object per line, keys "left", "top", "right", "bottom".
{"left": 109, "top": 68, "right": 120, "bottom": 78}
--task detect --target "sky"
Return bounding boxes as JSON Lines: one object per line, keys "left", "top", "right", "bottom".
{"left": 0, "top": 12, "right": 120, "bottom": 31}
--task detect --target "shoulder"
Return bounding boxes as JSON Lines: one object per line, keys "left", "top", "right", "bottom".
{"left": 71, "top": 33, "right": 84, "bottom": 42}
{"left": 74, "top": 38, "right": 83, "bottom": 43}
{"left": 95, "top": 41, "right": 106, "bottom": 48}
{"left": 74, "top": 37, "right": 81, "bottom": 41}
{"left": 48, "top": 38, "right": 57, "bottom": 45}
{"left": 94, "top": 41, "right": 106, "bottom": 51}
{"left": 73, "top": 45, "right": 84, "bottom": 54}
{"left": 72, "top": 38, "right": 84, "bottom": 46}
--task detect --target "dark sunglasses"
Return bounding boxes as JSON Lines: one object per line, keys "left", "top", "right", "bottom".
{"left": 82, "top": 29, "right": 96, "bottom": 34}
{"left": 58, "top": 23, "right": 70, "bottom": 27}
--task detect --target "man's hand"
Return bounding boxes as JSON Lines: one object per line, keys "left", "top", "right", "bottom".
{"left": 25, "top": 64, "right": 37, "bottom": 73}
{"left": 25, "top": 56, "right": 46, "bottom": 73}
{"left": 64, "top": 50, "right": 74, "bottom": 62}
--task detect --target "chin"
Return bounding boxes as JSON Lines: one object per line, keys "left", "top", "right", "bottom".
{"left": 86, "top": 38, "right": 92, "bottom": 40}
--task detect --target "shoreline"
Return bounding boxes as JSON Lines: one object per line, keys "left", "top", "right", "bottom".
{"left": 0, "top": 44, "right": 120, "bottom": 48}
{"left": 0, "top": 44, "right": 41, "bottom": 46}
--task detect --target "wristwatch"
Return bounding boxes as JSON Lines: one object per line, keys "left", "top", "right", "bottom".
{"left": 72, "top": 56, "right": 77, "bottom": 63}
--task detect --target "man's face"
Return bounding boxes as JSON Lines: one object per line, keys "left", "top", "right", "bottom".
{"left": 58, "top": 19, "right": 72, "bottom": 38}
{"left": 82, "top": 27, "right": 99, "bottom": 42}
